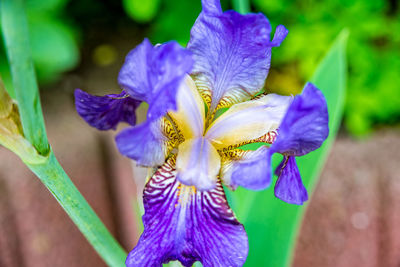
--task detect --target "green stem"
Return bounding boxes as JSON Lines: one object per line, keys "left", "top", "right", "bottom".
{"left": 27, "top": 152, "right": 127, "bottom": 267}
{"left": 232, "top": 0, "right": 250, "bottom": 14}
{"left": 1, "top": 0, "right": 48, "bottom": 155}
{"left": 1, "top": 0, "right": 127, "bottom": 265}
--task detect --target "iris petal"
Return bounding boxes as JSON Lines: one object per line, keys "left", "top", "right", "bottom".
{"left": 274, "top": 156, "right": 308, "bottom": 205}
{"left": 221, "top": 146, "right": 272, "bottom": 191}
{"left": 271, "top": 82, "right": 329, "bottom": 156}
{"left": 126, "top": 159, "right": 248, "bottom": 267}
{"left": 205, "top": 94, "right": 292, "bottom": 149}
{"left": 188, "top": 0, "right": 288, "bottom": 111}
{"left": 168, "top": 75, "right": 205, "bottom": 139}
{"left": 115, "top": 119, "right": 169, "bottom": 167}
{"left": 269, "top": 25, "right": 289, "bottom": 47}
{"left": 74, "top": 89, "right": 140, "bottom": 130}
{"left": 118, "top": 38, "right": 193, "bottom": 121}
{"left": 176, "top": 137, "right": 220, "bottom": 190}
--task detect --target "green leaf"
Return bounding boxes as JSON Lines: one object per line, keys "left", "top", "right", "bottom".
{"left": 227, "top": 29, "right": 348, "bottom": 267}
{"left": 1, "top": 1, "right": 127, "bottom": 265}
{"left": 1, "top": 0, "right": 49, "bottom": 155}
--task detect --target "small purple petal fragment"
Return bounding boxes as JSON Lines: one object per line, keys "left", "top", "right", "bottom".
{"left": 231, "top": 146, "right": 272, "bottom": 191}
{"left": 274, "top": 156, "right": 308, "bottom": 205}
{"left": 271, "top": 82, "right": 329, "bottom": 156}
{"left": 126, "top": 159, "right": 248, "bottom": 267}
{"left": 118, "top": 38, "right": 193, "bottom": 120}
{"left": 188, "top": 2, "right": 283, "bottom": 110}
{"left": 274, "top": 155, "right": 285, "bottom": 176}
{"left": 269, "top": 25, "right": 289, "bottom": 47}
{"left": 74, "top": 89, "right": 140, "bottom": 130}
{"left": 115, "top": 120, "right": 166, "bottom": 166}
{"left": 201, "top": 0, "right": 222, "bottom": 14}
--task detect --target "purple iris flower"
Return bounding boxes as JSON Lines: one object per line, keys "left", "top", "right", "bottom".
{"left": 74, "top": 0, "right": 329, "bottom": 266}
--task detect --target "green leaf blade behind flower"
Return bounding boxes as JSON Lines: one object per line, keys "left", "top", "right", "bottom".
{"left": 227, "top": 30, "right": 348, "bottom": 267}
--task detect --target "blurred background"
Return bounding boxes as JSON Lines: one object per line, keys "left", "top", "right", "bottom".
{"left": 0, "top": 0, "right": 399, "bottom": 266}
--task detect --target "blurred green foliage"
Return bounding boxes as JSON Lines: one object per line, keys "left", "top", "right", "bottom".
{"left": 122, "top": 0, "right": 161, "bottom": 23}
{"left": 1, "top": 0, "right": 396, "bottom": 136}
{"left": 0, "top": 0, "right": 79, "bottom": 96}
{"left": 123, "top": 0, "right": 399, "bottom": 136}
{"left": 252, "top": 0, "right": 400, "bottom": 136}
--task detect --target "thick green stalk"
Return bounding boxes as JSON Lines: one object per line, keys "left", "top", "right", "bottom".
{"left": 232, "top": 0, "right": 250, "bottom": 14}
{"left": 1, "top": 0, "right": 127, "bottom": 265}
{"left": 1, "top": 0, "right": 48, "bottom": 155}
{"left": 28, "top": 152, "right": 127, "bottom": 266}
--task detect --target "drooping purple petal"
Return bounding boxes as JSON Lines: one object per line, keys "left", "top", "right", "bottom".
{"left": 274, "top": 156, "right": 308, "bottom": 205}
{"left": 126, "top": 159, "right": 248, "bottom": 267}
{"left": 74, "top": 89, "right": 140, "bottom": 130}
{"left": 118, "top": 38, "right": 193, "bottom": 121}
{"left": 221, "top": 146, "right": 272, "bottom": 191}
{"left": 187, "top": 0, "right": 288, "bottom": 111}
{"left": 271, "top": 82, "right": 329, "bottom": 156}
{"left": 115, "top": 119, "right": 167, "bottom": 167}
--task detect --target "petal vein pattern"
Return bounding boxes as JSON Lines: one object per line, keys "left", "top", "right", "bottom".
{"left": 74, "top": 89, "right": 140, "bottom": 130}
{"left": 187, "top": 0, "right": 287, "bottom": 112}
{"left": 126, "top": 158, "right": 248, "bottom": 267}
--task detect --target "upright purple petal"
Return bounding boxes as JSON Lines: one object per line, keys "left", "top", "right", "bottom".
{"left": 126, "top": 159, "right": 248, "bottom": 267}
{"left": 74, "top": 89, "right": 140, "bottom": 130}
{"left": 274, "top": 156, "right": 308, "bottom": 205}
{"left": 201, "top": 0, "right": 222, "bottom": 14}
{"left": 115, "top": 120, "right": 167, "bottom": 166}
{"left": 271, "top": 82, "right": 329, "bottom": 156}
{"left": 270, "top": 25, "right": 289, "bottom": 47}
{"left": 118, "top": 38, "right": 193, "bottom": 120}
{"left": 187, "top": 0, "right": 288, "bottom": 111}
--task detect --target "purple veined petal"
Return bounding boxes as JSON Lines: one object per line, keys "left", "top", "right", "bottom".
{"left": 205, "top": 93, "right": 292, "bottom": 150}
{"left": 126, "top": 159, "right": 248, "bottom": 267}
{"left": 201, "top": 0, "right": 222, "bottom": 14}
{"left": 271, "top": 82, "right": 329, "bottom": 156}
{"left": 176, "top": 137, "right": 221, "bottom": 191}
{"left": 269, "top": 25, "right": 289, "bottom": 47}
{"left": 221, "top": 146, "right": 272, "bottom": 191}
{"left": 115, "top": 119, "right": 168, "bottom": 167}
{"left": 274, "top": 156, "right": 308, "bottom": 205}
{"left": 118, "top": 38, "right": 193, "bottom": 121}
{"left": 187, "top": 0, "right": 288, "bottom": 111}
{"left": 74, "top": 89, "right": 140, "bottom": 131}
